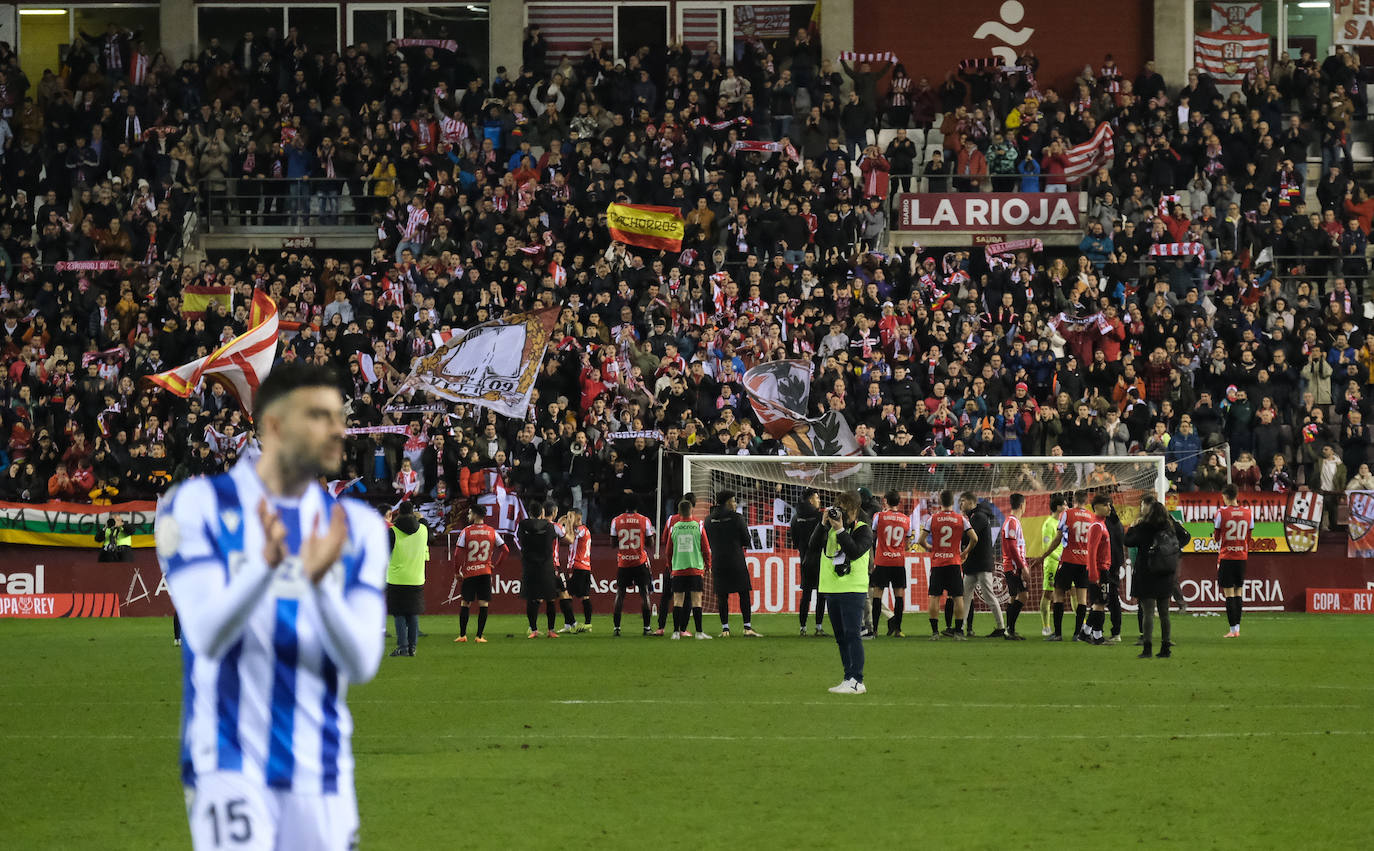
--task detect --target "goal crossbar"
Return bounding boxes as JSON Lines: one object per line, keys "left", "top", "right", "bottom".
{"left": 681, "top": 455, "right": 1169, "bottom": 502}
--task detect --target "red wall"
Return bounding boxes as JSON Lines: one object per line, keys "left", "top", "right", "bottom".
{"left": 855, "top": 0, "right": 1155, "bottom": 97}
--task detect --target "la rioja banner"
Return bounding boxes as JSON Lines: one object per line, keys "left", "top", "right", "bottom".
{"left": 896, "top": 193, "right": 1082, "bottom": 232}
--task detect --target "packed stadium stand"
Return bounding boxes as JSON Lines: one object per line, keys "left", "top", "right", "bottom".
{"left": 1, "top": 1, "right": 1372, "bottom": 539}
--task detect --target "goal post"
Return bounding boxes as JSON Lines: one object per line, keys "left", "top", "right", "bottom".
{"left": 676, "top": 454, "right": 1167, "bottom": 616}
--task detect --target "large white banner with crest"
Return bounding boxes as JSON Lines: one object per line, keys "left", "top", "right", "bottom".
{"left": 397, "top": 306, "right": 559, "bottom": 419}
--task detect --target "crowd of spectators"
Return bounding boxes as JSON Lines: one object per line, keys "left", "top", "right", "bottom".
{"left": 1, "top": 25, "right": 1374, "bottom": 532}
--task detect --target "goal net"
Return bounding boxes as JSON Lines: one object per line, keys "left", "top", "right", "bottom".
{"left": 677, "top": 455, "right": 1166, "bottom": 616}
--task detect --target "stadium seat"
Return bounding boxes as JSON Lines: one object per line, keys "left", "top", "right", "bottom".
{"left": 876, "top": 128, "right": 899, "bottom": 152}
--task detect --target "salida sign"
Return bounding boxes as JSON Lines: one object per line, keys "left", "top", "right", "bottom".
{"left": 896, "top": 193, "right": 1081, "bottom": 231}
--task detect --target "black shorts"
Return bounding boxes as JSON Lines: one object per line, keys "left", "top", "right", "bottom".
{"left": 567, "top": 570, "right": 593, "bottom": 597}
{"left": 799, "top": 559, "right": 821, "bottom": 590}
{"left": 1054, "top": 563, "right": 1090, "bottom": 591}
{"left": 617, "top": 564, "right": 653, "bottom": 591}
{"left": 713, "top": 565, "right": 753, "bottom": 594}
{"left": 929, "top": 564, "right": 963, "bottom": 598}
{"left": 1004, "top": 571, "right": 1026, "bottom": 597}
{"left": 671, "top": 573, "right": 704, "bottom": 593}
{"left": 554, "top": 572, "right": 567, "bottom": 593}
{"left": 1088, "top": 578, "right": 1112, "bottom": 606}
{"left": 870, "top": 564, "right": 908, "bottom": 590}
{"left": 459, "top": 575, "right": 492, "bottom": 602}
{"left": 1218, "top": 559, "right": 1246, "bottom": 588}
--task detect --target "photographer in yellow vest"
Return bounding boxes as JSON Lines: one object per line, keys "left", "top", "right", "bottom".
{"left": 386, "top": 501, "right": 429, "bottom": 657}
{"left": 809, "top": 490, "right": 873, "bottom": 695}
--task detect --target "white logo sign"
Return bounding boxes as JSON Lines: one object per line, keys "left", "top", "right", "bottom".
{"left": 973, "top": 1, "right": 1034, "bottom": 64}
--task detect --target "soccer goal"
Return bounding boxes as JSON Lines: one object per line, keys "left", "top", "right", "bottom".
{"left": 678, "top": 454, "right": 1167, "bottom": 616}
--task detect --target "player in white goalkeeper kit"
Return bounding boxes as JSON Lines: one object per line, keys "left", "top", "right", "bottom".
{"left": 156, "top": 363, "right": 389, "bottom": 850}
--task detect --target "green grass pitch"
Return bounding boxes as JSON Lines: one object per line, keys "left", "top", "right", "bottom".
{"left": 2, "top": 613, "right": 1372, "bottom": 849}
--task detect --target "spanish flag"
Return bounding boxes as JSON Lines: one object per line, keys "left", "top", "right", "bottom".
{"left": 181, "top": 284, "right": 233, "bottom": 318}
{"left": 606, "top": 203, "right": 685, "bottom": 252}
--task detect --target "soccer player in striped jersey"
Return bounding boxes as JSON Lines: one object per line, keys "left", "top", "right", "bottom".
{"left": 565, "top": 508, "right": 595, "bottom": 632}
{"left": 1000, "top": 493, "right": 1030, "bottom": 640}
{"left": 870, "top": 490, "right": 911, "bottom": 637}
{"left": 667, "top": 499, "right": 713, "bottom": 639}
{"left": 454, "top": 506, "right": 506, "bottom": 644}
{"left": 1038, "top": 494, "right": 1067, "bottom": 635}
{"left": 1083, "top": 493, "right": 1114, "bottom": 644}
{"left": 1213, "top": 484, "right": 1254, "bottom": 637}
{"left": 921, "top": 489, "right": 975, "bottom": 640}
{"left": 1044, "top": 490, "right": 1095, "bottom": 641}
{"left": 156, "top": 362, "right": 388, "bottom": 850}
{"left": 610, "top": 508, "right": 655, "bottom": 636}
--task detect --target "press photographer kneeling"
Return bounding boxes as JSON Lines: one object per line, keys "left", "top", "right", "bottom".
{"left": 811, "top": 491, "right": 873, "bottom": 694}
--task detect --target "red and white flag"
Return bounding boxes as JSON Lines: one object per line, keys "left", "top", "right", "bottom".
{"left": 358, "top": 352, "right": 378, "bottom": 384}
{"left": 148, "top": 290, "right": 280, "bottom": 407}
{"left": 1195, "top": 30, "right": 1270, "bottom": 85}
{"left": 130, "top": 51, "right": 150, "bottom": 86}
{"left": 327, "top": 477, "right": 362, "bottom": 497}
{"left": 431, "top": 328, "right": 460, "bottom": 349}
{"left": 477, "top": 469, "right": 528, "bottom": 536}
{"left": 1062, "top": 122, "right": 1115, "bottom": 186}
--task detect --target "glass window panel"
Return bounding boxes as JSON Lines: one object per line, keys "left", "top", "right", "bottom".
{"left": 733, "top": 4, "right": 815, "bottom": 65}
{"left": 288, "top": 6, "right": 340, "bottom": 56}
{"left": 19, "top": 10, "right": 70, "bottom": 84}
{"left": 401, "top": 5, "right": 489, "bottom": 86}
{"left": 1286, "top": 2, "right": 1331, "bottom": 60}
{"left": 74, "top": 6, "right": 162, "bottom": 56}
{"left": 351, "top": 9, "right": 398, "bottom": 47}
{"left": 198, "top": 6, "right": 283, "bottom": 56}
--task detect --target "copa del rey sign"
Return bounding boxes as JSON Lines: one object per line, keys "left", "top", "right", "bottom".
{"left": 897, "top": 193, "right": 1082, "bottom": 231}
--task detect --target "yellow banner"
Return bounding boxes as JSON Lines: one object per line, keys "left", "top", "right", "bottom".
{"left": 606, "top": 203, "right": 685, "bottom": 251}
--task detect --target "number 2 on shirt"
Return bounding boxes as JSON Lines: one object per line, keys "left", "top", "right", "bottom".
{"left": 936, "top": 525, "right": 955, "bottom": 549}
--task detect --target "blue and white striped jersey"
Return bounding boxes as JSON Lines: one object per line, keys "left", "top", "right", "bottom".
{"left": 156, "top": 459, "right": 389, "bottom": 794}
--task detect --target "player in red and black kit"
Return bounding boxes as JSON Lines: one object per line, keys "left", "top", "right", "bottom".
{"left": 547, "top": 502, "right": 578, "bottom": 633}
{"left": 1044, "top": 490, "right": 1095, "bottom": 641}
{"left": 921, "top": 489, "right": 976, "bottom": 640}
{"left": 871, "top": 490, "right": 912, "bottom": 637}
{"left": 610, "top": 508, "right": 656, "bottom": 636}
{"left": 1084, "top": 493, "right": 1114, "bottom": 645}
{"left": 454, "top": 506, "right": 507, "bottom": 643}
{"left": 565, "top": 508, "right": 595, "bottom": 632}
{"left": 1213, "top": 483, "right": 1254, "bottom": 638}
{"left": 1000, "top": 493, "right": 1030, "bottom": 640}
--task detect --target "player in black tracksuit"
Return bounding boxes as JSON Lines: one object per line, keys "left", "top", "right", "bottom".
{"left": 706, "top": 491, "right": 761, "bottom": 637}
{"left": 791, "top": 488, "right": 825, "bottom": 636}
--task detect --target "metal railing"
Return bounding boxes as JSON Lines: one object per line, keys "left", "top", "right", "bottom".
{"left": 196, "top": 178, "right": 384, "bottom": 232}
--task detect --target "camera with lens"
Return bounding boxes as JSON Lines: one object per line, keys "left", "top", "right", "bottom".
{"left": 826, "top": 506, "right": 843, "bottom": 524}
